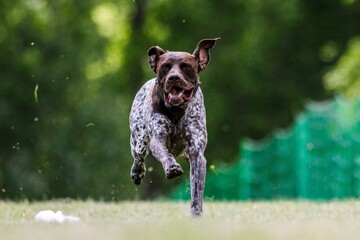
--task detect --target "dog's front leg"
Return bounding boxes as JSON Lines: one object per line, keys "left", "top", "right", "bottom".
{"left": 188, "top": 148, "right": 207, "bottom": 216}
{"left": 149, "top": 113, "right": 184, "bottom": 179}
{"left": 186, "top": 126, "right": 207, "bottom": 216}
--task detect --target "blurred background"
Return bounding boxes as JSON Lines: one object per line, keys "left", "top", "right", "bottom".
{"left": 1, "top": 0, "right": 360, "bottom": 201}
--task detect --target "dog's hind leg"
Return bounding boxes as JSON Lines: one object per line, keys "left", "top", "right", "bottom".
{"left": 149, "top": 113, "right": 184, "bottom": 179}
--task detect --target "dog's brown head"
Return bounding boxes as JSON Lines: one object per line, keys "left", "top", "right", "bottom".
{"left": 148, "top": 38, "right": 220, "bottom": 108}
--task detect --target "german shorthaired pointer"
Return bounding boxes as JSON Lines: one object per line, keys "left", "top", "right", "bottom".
{"left": 129, "top": 38, "right": 220, "bottom": 216}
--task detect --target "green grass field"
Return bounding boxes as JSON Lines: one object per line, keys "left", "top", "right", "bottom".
{"left": 1, "top": 200, "right": 360, "bottom": 240}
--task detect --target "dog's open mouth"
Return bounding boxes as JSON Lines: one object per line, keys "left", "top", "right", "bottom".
{"left": 164, "top": 86, "right": 194, "bottom": 106}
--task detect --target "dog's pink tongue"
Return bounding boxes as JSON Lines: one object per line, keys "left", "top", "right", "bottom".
{"left": 169, "top": 91, "right": 183, "bottom": 106}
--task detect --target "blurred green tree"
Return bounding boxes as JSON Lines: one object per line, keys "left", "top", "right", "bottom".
{"left": 324, "top": 37, "right": 360, "bottom": 97}
{"left": 0, "top": 0, "right": 136, "bottom": 200}
{"left": 0, "top": 0, "right": 359, "bottom": 200}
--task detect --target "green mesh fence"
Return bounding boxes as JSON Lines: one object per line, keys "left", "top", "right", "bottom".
{"left": 170, "top": 96, "right": 360, "bottom": 200}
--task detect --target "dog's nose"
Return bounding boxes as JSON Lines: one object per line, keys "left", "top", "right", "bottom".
{"left": 168, "top": 75, "right": 181, "bottom": 81}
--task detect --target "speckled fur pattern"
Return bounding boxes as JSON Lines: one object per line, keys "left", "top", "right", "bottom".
{"left": 129, "top": 38, "right": 219, "bottom": 216}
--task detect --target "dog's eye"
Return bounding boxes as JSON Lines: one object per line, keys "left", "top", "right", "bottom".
{"left": 181, "top": 64, "right": 192, "bottom": 71}
{"left": 161, "top": 64, "right": 171, "bottom": 72}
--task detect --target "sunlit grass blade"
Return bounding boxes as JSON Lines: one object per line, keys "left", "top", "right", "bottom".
{"left": 34, "top": 84, "right": 39, "bottom": 103}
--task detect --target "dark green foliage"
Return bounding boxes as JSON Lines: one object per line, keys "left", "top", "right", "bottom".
{"left": 0, "top": 0, "right": 359, "bottom": 200}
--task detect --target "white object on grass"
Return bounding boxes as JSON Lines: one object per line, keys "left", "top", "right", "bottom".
{"left": 35, "top": 210, "right": 80, "bottom": 223}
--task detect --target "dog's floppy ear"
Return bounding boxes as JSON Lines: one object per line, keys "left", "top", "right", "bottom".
{"left": 148, "top": 46, "right": 166, "bottom": 73}
{"left": 193, "top": 37, "right": 220, "bottom": 72}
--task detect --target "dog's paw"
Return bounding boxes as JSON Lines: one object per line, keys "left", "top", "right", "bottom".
{"left": 130, "top": 162, "right": 146, "bottom": 185}
{"left": 166, "top": 163, "right": 184, "bottom": 179}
